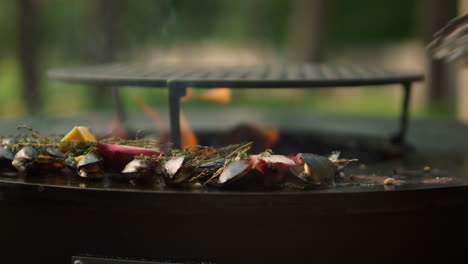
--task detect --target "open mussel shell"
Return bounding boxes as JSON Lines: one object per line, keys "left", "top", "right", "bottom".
{"left": 77, "top": 153, "right": 104, "bottom": 179}
{"left": 12, "top": 146, "right": 38, "bottom": 174}
{"left": 163, "top": 155, "right": 195, "bottom": 185}
{"left": 35, "top": 147, "right": 66, "bottom": 171}
{"left": 289, "top": 153, "right": 337, "bottom": 187}
{"left": 122, "top": 159, "right": 156, "bottom": 183}
{"left": 219, "top": 159, "right": 251, "bottom": 185}
{"left": 64, "top": 156, "right": 78, "bottom": 169}
{"left": 198, "top": 158, "right": 226, "bottom": 168}
{"left": 43, "top": 147, "right": 66, "bottom": 159}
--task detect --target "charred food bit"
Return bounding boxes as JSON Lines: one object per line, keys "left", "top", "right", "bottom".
{"left": 162, "top": 155, "right": 194, "bottom": 185}
{"left": 122, "top": 159, "right": 157, "bottom": 184}
{"left": 12, "top": 146, "right": 38, "bottom": 174}
{"left": 77, "top": 153, "right": 104, "bottom": 179}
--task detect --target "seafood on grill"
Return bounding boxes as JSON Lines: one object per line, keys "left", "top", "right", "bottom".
{"left": 12, "top": 146, "right": 66, "bottom": 176}
{"left": 288, "top": 152, "right": 357, "bottom": 188}
{"left": 162, "top": 155, "right": 196, "bottom": 185}
{"left": 1, "top": 126, "right": 360, "bottom": 190}
{"left": 122, "top": 158, "right": 160, "bottom": 184}
{"left": 77, "top": 153, "right": 104, "bottom": 179}
{"left": 12, "top": 147, "right": 38, "bottom": 173}
{"left": 0, "top": 147, "right": 15, "bottom": 168}
{"left": 289, "top": 153, "right": 337, "bottom": 187}
{"left": 215, "top": 152, "right": 355, "bottom": 190}
{"left": 218, "top": 159, "right": 252, "bottom": 186}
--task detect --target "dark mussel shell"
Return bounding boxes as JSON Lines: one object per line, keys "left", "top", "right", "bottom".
{"left": 198, "top": 158, "right": 226, "bottom": 168}
{"left": 64, "top": 156, "right": 78, "bottom": 170}
{"left": 77, "top": 153, "right": 104, "bottom": 179}
{"left": 0, "top": 147, "right": 15, "bottom": 168}
{"left": 12, "top": 146, "right": 38, "bottom": 174}
{"left": 289, "top": 153, "right": 337, "bottom": 187}
{"left": 43, "top": 147, "right": 66, "bottom": 159}
{"left": 122, "top": 159, "right": 156, "bottom": 184}
{"left": 35, "top": 147, "right": 66, "bottom": 171}
{"left": 162, "top": 155, "right": 195, "bottom": 185}
{"left": 219, "top": 159, "right": 251, "bottom": 185}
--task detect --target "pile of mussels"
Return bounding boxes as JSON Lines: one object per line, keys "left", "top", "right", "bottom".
{"left": 0, "top": 141, "right": 355, "bottom": 190}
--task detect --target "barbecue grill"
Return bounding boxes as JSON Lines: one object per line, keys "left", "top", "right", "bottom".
{"left": 47, "top": 63, "right": 422, "bottom": 147}
{"left": 4, "top": 63, "right": 468, "bottom": 264}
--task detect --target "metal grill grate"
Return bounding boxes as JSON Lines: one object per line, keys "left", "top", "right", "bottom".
{"left": 47, "top": 63, "right": 423, "bottom": 147}
{"left": 48, "top": 63, "right": 422, "bottom": 87}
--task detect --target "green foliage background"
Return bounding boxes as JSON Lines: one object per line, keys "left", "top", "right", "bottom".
{"left": 0, "top": 0, "right": 456, "bottom": 118}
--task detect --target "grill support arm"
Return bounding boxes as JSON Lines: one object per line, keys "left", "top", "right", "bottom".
{"left": 392, "top": 82, "right": 412, "bottom": 144}
{"left": 168, "top": 84, "right": 187, "bottom": 149}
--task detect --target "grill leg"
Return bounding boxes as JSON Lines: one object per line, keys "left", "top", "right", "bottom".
{"left": 391, "top": 82, "right": 412, "bottom": 145}
{"left": 168, "top": 84, "right": 187, "bottom": 149}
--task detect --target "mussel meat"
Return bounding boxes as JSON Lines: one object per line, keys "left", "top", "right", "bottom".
{"left": 35, "top": 147, "right": 66, "bottom": 171}
{"left": 77, "top": 153, "right": 104, "bottom": 179}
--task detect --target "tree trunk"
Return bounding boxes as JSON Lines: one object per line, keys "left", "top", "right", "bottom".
{"left": 17, "top": 0, "right": 41, "bottom": 115}
{"left": 92, "top": 0, "right": 123, "bottom": 106}
{"left": 420, "top": 0, "right": 457, "bottom": 105}
{"left": 457, "top": 0, "right": 468, "bottom": 123}
{"left": 288, "top": 0, "right": 329, "bottom": 63}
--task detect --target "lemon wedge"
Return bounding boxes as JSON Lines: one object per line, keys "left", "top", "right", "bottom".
{"left": 61, "top": 126, "right": 97, "bottom": 142}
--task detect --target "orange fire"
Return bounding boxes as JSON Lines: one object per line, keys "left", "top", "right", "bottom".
{"left": 179, "top": 87, "right": 232, "bottom": 148}
{"left": 180, "top": 110, "right": 198, "bottom": 147}
{"left": 257, "top": 126, "right": 280, "bottom": 149}
{"left": 135, "top": 88, "right": 280, "bottom": 150}
{"left": 181, "top": 88, "right": 232, "bottom": 104}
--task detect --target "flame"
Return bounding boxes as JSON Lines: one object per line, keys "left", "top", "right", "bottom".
{"left": 258, "top": 126, "right": 280, "bottom": 149}
{"left": 179, "top": 87, "right": 231, "bottom": 147}
{"left": 135, "top": 95, "right": 167, "bottom": 142}
{"left": 180, "top": 110, "right": 198, "bottom": 147}
{"left": 222, "top": 124, "right": 281, "bottom": 152}
{"left": 181, "top": 88, "right": 232, "bottom": 104}
{"left": 199, "top": 88, "right": 232, "bottom": 104}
